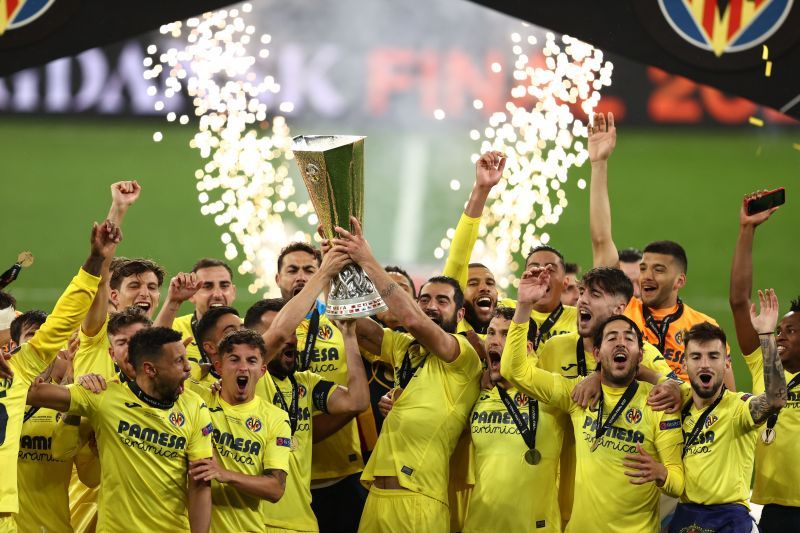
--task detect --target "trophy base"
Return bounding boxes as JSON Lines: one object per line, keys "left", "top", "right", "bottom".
{"left": 327, "top": 292, "right": 388, "bottom": 319}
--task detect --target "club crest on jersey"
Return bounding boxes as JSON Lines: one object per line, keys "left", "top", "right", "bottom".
{"left": 674, "top": 328, "right": 687, "bottom": 346}
{"left": 316, "top": 324, "right": 334, "bottom": 341}
{"left": 678, "top": 524, "right": 714, "bottom": 533}
{"left": 625, "top": 407, "right": 643, "bottom": 425}
{"left": 55, "top": 412, "right": 62, "bottom": 423}
{"left": 245, "top": 416, "right": 262, "bottom": 433}
{"left": 169, "top": 411, "right": 186, "bottom": 428}
{"left": 705, "top": 414, "right": 718, "bottom": 428}
{"left": 657, "top": 0, "right": 793, "bottom": 57}
{"left": 514, "top": 392, "right": 529, "bottom": 407}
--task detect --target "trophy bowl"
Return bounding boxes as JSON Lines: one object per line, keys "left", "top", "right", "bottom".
{"left": 291, "top": 135, "right": 388, "bottom": 319}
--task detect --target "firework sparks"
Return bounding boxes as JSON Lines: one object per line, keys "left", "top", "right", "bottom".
{"left": 437, "top": 30, "right": 613, "bottom": 291}
{"left": 144, "top": 5, "right": 314, "bottom": 295}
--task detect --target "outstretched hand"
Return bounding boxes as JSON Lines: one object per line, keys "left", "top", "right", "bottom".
{"left": 90, "top": 220, "right": 122, "bottom": 260}
{"left": 588, "top": 112, "right": 616, "bottom": 163}
{"left": 167, "top": 272, "right": 201, "bottom": 304}
{"left": 517, "top": 267, "right": 551, "bottom": 305}
{"left": 740, "top": 191, "right": 779, "bottom": 228}
{"left": 475, "top": 151, "right": 506, "bottom": 189}
{"left": 750, "top": 288, "right": 779, "bottom": 334}
{"left": 332, "top": 216, "right": 375, "bottom": 266}
{"left": 111, "top": 180, "right": 141, "bottom": 209}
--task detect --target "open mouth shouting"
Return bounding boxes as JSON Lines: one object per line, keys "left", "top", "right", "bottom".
{"left": 611, "top": 347, "right": 628, "bottom": 369}
{"left": 487, "top": 349, "right": 502, "bottom": 371}
{"left": 641, "top": 281, "right": 658, "bottom": 300}
{"left": 134, "top": 301, "right": 152, "bottom": 313}
{"left": 475, "top": 296, "right": 494, "bottom": 312}
{"left": 235, "top": 374, "right": 249, "bottom": 395}
{"left": 697, "top": 372, "right": 714, "bottom": 389}
{"left": 292, "top": 283, "right": 306, "bottom": 297}
{"left": 425, "top": 310, "right": 443, "bottom": 326}
{"left": 578, "top": 307, "right": 592, "bottom": 329}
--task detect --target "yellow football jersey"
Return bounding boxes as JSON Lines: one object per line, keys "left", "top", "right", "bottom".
{"left": 681, "top": 389, "right": 759, "bottom": 507}
{"left": 299, "top": 303, "right": 364, "bottom": 481}
{"left": 498, "top": 298, "right": 577, "bottom": 346}
{"left": 16, "top": 408, "right": 73, "bottom": 533}
{"left": 361, "top": 329, "right": 482, "bottom": 505}
{"left": 193, "top": 389, "right": 292, "bottom": 533}
{"left": 744, "top": 347, "right": 800, "bottom": 506}
{"left": 73, "top": 315, "right": 115, "bottom": 380}
{"left": 443, "top": 212, "right": 482, "bottom": 335}
{"left": 257, "top": 370, "right": 336, "bottom": 532}
{"left": 464, "top": 386, "right": 563, "bottom": 533}
{"left": 68, "top": 381, "right": 213, "bottom": 532}
{"left": 0, "top": 268, "right": 100, "bottom": 514}
{"left": 502, "top": 321, "right": 684, "bottom": 533}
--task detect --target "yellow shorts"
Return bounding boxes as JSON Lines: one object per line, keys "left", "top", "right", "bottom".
{"left": 0, "top": 515, "right": 17, "bottom": 533}
{"left": 358, "top": 487, "right": 449, "bottom": 533}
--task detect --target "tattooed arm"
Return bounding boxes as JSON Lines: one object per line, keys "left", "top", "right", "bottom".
{"left": 748, "top": 289, "right": 787, "bottom": 424}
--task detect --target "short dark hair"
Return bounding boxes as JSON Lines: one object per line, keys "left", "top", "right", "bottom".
{"left": 491, "top": 306, "right": 537, "bottom": 344}
{"left": 684, "top": 322, "right": 727, "bottom": 351}
{"left": 565, "top": 262, "right": 580, "bottom": 276}
{"left": 618, "top": 248, "right": 643, "bottom": 263}
{"left": 525, "top": 245, "right": 565, "bottom": 271}
{"left": 581, "top": 267, "right": 634, "bottom": 302}
{"left": 110, "top": 259, "right": 167, "bottom": 291}
{"left": 385, "top": 265, "right": 417, "bottom": 299}
{"left": 108, "top": 306, "right": 152, "bottom": 337}
{"left": 10, "top": 310, "right": 48, "bottom": 344}
{"left": 790, "top": 298, "right": 800, "bottom": 314}
{"left": 592, "top": 314, "right": 644, "bottom": 349}
{"left": 644, "top": 241, "right": 688, "bottom": 274}
{"left": 0, "top": 291, "right": 16, "bottom": 310}
{"left": 126, "top": 327, "right": 182, "bottom": 370}
{"left": 218, "top": 329, "right": 267, "bottom": 361}
{"left": 277, "top": 242, "right": 321, "bottom": 272}
{"left": 195, "top": 306, "right": 239, "bottom": 343}
{"left": 419, "top": 276, "right": 464, "bottom": 310}
{"left": 191, "top": 258, "right": 233, "bottom": 278}
{"left": 244, "top": 299, "right": 286, "bottom": 329}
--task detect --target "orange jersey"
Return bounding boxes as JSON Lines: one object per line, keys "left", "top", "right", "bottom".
{"left": 625, "top": 298, "right": 724, "bottom": 381}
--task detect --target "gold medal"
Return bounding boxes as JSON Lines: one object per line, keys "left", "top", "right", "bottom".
{"left": 290, "top": 435, "right": 299, "bottom": 452}
{"left": 761, "top": 427, "right": 776, "bottom": 445}
{"left": 524, "top": 448, "right": 541, "bottom": 465}
{"left": 17, "top": 251, "right": 34, "bottom": 268}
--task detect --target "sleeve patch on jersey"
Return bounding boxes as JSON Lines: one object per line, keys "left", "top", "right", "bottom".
{"left": 312, "top": 380, "right": 336, "bottom": 414}
{"left": 740, "top": 393, "right": 753, "bottom": 401}
{"left": 201, "top": 423, "right": 214, "bottom": 436}
{"left": 276, "top": 437, "right": 291, "bottom": 448}
{"left": 660, "top": 419, "right": 681, "bottom": 430}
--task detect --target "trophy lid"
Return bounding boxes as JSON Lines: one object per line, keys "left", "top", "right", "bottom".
{"left": 291, "top": 135, "right": 365, "bottom": 152}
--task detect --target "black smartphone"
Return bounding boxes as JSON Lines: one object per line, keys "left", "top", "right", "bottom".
{"left": 747, "top": 188, "right": 785, "bottom": 215}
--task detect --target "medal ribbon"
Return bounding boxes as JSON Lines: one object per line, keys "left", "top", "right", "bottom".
{"left": 765, "top": 374, "right": 800, "bottom": 433}
{"left": 575, "top": 337, "right": 589, "bottom": 377}
{"left": 298, "top": 308, "right": 320, "bottom": 372}
{"left": 272, "top": 374, "right": 299, "bottom": 435}
{"left": 497, "top": 386, "right": 538, "bottom": 451}
{"left": 643, "top": 300, "right": 684, "bottom": 355}
{"left": 531, "top": 304, "right": 564, "bottom": 351}
{"left": 595, "top": 381, "right": 640, "bottom": 445}
{"left": 127, "top": 380, "right": 175, "bottom": 409}
{"left": 397, "top": 343, "right": 424, "bottom": 389}
{"left": 680, "top": 385, "right": 726, "bottom": 457}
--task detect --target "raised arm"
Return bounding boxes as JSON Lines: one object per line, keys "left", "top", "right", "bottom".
{"left": 334, "top": 218, "right": 462, "bottom": 363}
{"left": 263, "top": 249, "right": 349, "bottom": 359}
{"left": 324, "top": 319, "right": 370, "bottom": 415}
{"left": 588, "top": 112, "right": 620, "bottom": 268}
{"left": 747, "top": 289, "right": 787, "bottom": 424}
{"left": 729, "top": 193, "right": 780, "bottom": 355}
{"left": 443, "top": 151, "right": 505, "bottom": 288}
{"left": 82, "top": 181, "right": 141, "bottom": 336}
{"left": 154, "top": 273, "right": 200, "bottom": 328}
